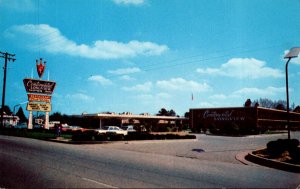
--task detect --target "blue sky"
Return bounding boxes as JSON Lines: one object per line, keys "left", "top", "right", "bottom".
{"left": 1, "top": 0, "right": 300, "bottom": 116}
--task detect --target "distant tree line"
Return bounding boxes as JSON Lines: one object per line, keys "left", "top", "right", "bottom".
{"left": 244, "top": 98, "right": 300, "bottom": 112}
{"left": 156, "top": 108, "right": 177, "bottom": 117}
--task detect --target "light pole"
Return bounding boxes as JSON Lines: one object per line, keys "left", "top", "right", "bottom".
{"left": 284, "top": 47, "right": 300, "bottom": 140}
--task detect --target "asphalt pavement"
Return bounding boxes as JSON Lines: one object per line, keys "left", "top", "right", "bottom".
{"left": 101, "top": 132, "right": 300, "bottom": 164}
{"left": 0, "top": 132, "right": 299, "bottom": 188}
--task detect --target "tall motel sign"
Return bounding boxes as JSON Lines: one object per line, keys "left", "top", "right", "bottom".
{"left": 23, "top": 58, "right": 56, "bottom": 129}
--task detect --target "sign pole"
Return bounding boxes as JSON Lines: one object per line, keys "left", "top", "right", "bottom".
{"left": 28, "top": 111, "right": 33, "bottom": 129}
{"left": 45, "top": 112, "right": 49, "bottom": 129}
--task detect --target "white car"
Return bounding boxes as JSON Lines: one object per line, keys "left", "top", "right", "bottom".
{"left": 95, "top": 126, "right": 128, "bottom": 136}
{"left": 121, "top": 125, "right": 136, "bottom": 132}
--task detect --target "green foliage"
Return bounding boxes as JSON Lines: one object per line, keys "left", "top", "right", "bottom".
{"left": 266, "top": 139, "right": 300, "bottom": 157}
{"left": 0, "top": 105, "right": 12, "bottom": 115}
{"left": 157, "top": 108, "right": 177, "bottom": 116}
{"left": 16, "top": 107, "right": 27, "bottom": 123}
{"left": 71, "top": 131, "right": 196, "bottom": 141}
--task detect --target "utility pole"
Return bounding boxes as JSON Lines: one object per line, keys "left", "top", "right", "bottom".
{"left": 0, "top": 52, "right": 16, "bottom": 128}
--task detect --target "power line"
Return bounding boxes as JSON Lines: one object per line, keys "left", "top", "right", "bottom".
{"left": 0, "top": 51, "right": 16, "bottom": 128}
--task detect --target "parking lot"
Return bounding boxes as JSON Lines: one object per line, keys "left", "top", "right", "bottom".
{"left": 100, "top": 131, "right": 300, "bottom": 164}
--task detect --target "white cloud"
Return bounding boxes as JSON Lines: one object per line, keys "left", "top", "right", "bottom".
{"left": 119, "top": 75, "right": 135, "bottom": 81}
{"left": 122, "top": 82, "right": 152, "bottom": 92}
{"left": 65, "top": 93, "right": 94, "bottom": 102}
{"left": 108, "top": 67, "right": 141, "bottom": 75}
{"left": 5, "top": 24, "right": 168, "bottom": 59}
{"left": 197, "top": 58, "right": 284, "bottom": 79}
{"left": 88, "top": 75, "right": 112, "bottom": 85}
{"left": 209, "top": 94, "right": 227, "bottom": 100}
{"left": 156, "top": 77, "right": 210, "bottom": 92}
{"left": 112, "top": 0, "right": 145, "bottom": 6}
{"left": 0, "top": 0, "right": 36, "bottom": 12}
{"left": 136, "top": 93, "right": 171, "bottom": 101}
{"left": 233, "top": 86, "right": 286, "bottom": 96}
{"left": 135, "top": 93, "right": 172, "bottom": 110}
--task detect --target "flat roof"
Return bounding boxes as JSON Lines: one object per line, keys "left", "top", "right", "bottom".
{"left": 76, "top": 113, "right": 188, "bottom": 120}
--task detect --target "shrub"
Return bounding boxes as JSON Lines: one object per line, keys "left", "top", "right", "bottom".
{"left": 72, "top": 130, "right": 96, "bottom": 141}
{"left": 266, "top": 139, "right": 300, "bottom": 157}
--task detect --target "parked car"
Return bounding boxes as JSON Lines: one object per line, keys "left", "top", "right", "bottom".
{"left": 121, "top": 125, "right": 136, "bottom": 132}
{"left": 95, "top": 126, "right": 128, "bottom": 136}
{"left": 68, "top": 125, "right": 83, "bottom": 131}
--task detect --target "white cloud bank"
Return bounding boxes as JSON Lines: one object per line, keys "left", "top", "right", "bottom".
{"left": 122, "top": 82, "right": 152, "bottom": 92}
{"left": 122, "top": 77, "right": 210, "bottom": 93}
{"left": 4, "top": 24, "right": 168, "bottom": 59}
{"left": 197, "top": 58, "right": 284, "bottom": 79}
{"left": 108, "top": 67, "right": 141, "bottom": 75}
{"left": 88, "top": 75, "right": 112, "bottom": 85}
{"left": 112, "top": 0, "right": 145, "bottom": 6}
{"left": 233, "top": 86, "right": 286, "bottom": 97}
{"left": 0, "top": 0, "right": 36, "bottom": 12}
{"left": 156, "top": 78, "right": 210, "bottom": 92}
{"left": 65, "top": 93, "right": 94, "bottom": 102}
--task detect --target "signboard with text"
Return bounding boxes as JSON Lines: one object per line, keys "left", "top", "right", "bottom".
{"left": 23, "top": 78, "right": 56, "bottom": 94}
{"left": 28, "top": 94, "right": 52, "bottom": 103}
{"left": 26, "top": 102, "right": 52, "bottom": 112}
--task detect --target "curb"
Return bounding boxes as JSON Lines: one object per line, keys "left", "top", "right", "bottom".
{"left": 47, "top": 138, "right": 197, "bottom": 145}
{"left": 47, "top": 138, "right": 111, "bottom": 145}
{"left": 245, "top": 149, "right": 300, "bottom": 173}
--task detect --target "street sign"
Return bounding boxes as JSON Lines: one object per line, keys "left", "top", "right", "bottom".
{"left": 26, "top": 102, "right": 52, "bottom": 112}
{"left": 28, "top": 94, "right": 52, "bottom": 103}
{"left": 23, "top": 78, "right": 56, "bottom": 94}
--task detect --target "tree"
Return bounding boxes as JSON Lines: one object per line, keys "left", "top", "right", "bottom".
{"left": 49, "top": 112, "right": 63, "bottom": 121}
{"left": 275, "top": 103, "right": 285, "bottom": 110}
{"left": 157, "top": 108, "right": 168, "bottom": 116}
{"left": 253, "top": 98, "right": 274, "bottom": 108}
{"left": 157, "top": 108, "right": 177, "bottom": 116}
{"left": 16, "top": 107, "right": 27, "bottom": 123}
{"left": 275, "top": 100, "right": 287, "bottom": 110}
{"left": 168, "top": 109, "right": 176, "bottom": 116}
{"left": 0, "top": 105, "right": 12, "bottom": 115}
{"left": 293, "top": 106, "right": 300, "bottom": 113}
{"left": 244, "top": 99, "right": 252, "bottom": 107}
{"left": 252, "top": 98, "right": 288, "bottom": 110}
{"left": 184, "top": 112, "right": 189, "bottom": 118}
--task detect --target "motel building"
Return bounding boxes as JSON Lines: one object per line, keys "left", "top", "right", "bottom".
{"left": 73, "top": 112, "right": 189, "bottom": 132}
{"left": 0, "top": 111, "right": 20, "bottom": 127}
{"left": 189, "top": 106, "right": 300, "bottom": 134}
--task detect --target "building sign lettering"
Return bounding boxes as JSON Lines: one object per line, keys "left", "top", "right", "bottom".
{"left": 23, "top": 78, "right": 56, "bottom": 94}
{"left": 26, "top": 102, "right": 51, "bottom": 112}
{"left": 203, "top": 110, "right": 245, "bottom": 121}
{"left": 28, "top": 94, "right": 51, "bottom": 103}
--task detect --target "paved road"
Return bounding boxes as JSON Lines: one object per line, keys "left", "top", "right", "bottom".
{"left": 0, "top": 133, "right": 299, "bottom": 188}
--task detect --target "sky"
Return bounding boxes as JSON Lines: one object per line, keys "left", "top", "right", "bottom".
{"left": 1, "top": 0, "right": 300, "bottom": 116}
